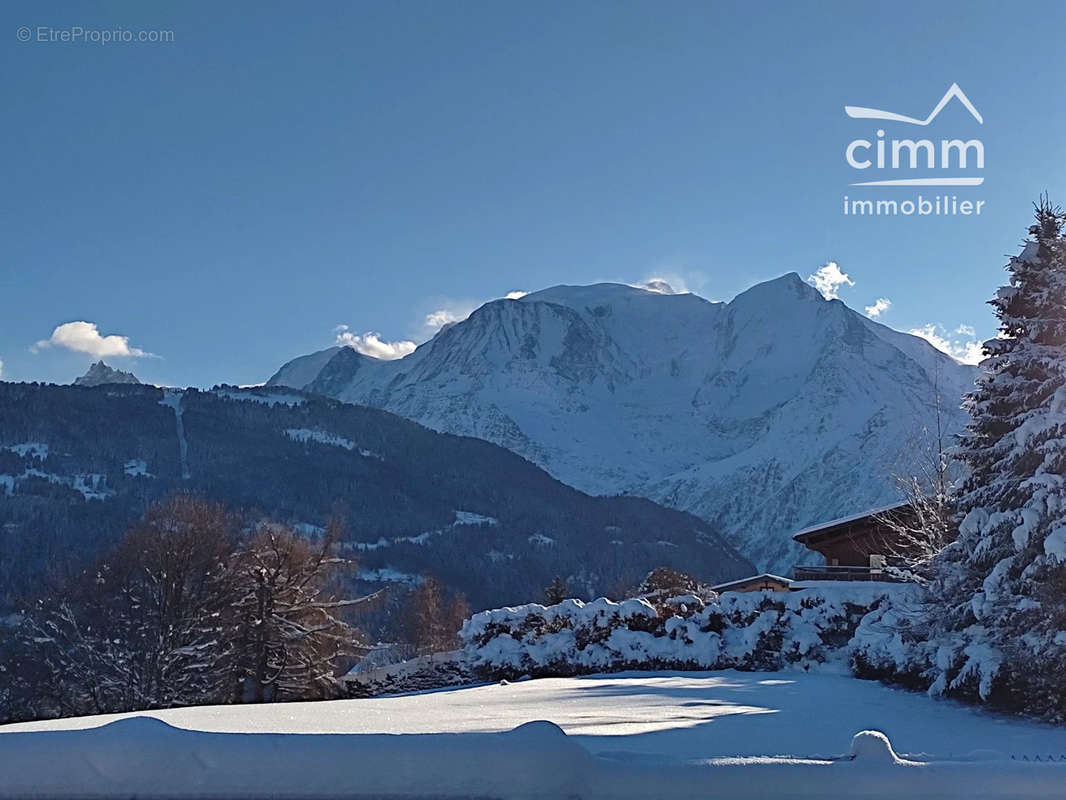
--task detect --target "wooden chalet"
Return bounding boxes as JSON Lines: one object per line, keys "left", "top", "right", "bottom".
{"left": 791, "top": 502, "right": 917, "bottom": 582}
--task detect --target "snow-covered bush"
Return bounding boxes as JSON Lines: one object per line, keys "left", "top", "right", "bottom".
{"left": 461, "top": 585, "right": 909, "bottom": 679}
{"left": 345, "top": 651, "right": 473, "bottom": 698}
{"left": 848, "top": 594, "right": 940, "bottom": 690}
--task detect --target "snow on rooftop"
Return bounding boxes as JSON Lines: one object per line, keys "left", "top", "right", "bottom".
{"left": 792, "top": 502, "right": 909, "bottom": 539}
{"left": 712, "top": 573, "right": 792, "bottom": 591}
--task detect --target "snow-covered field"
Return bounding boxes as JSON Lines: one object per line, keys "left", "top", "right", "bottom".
{"left": 5, "top": 671, "right": 1066, "bottom": 798}
{"left": 6, "top": 670, "right": 1065, "bottom": 761}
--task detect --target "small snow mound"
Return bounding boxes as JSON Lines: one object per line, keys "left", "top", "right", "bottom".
{"left": 507, "top": 720, "right": 567, "bottom": 740}
{"left": 848, "top": 730, "right": 900, "bottom": 763}
{"left": 94, "top": 715, "right": 182, "bottom": 737}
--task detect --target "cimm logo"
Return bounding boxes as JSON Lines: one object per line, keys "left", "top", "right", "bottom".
{"left": 842, "top": 83, "right": 985, "bottom": 217}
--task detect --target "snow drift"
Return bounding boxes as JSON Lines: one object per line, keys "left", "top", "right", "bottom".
{"left": 3, "top": 715, "right": 1064, "bottom": 799}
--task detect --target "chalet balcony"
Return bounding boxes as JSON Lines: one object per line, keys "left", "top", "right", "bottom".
{"left": 791, "top": 564, "right": 904, "bottom": 582}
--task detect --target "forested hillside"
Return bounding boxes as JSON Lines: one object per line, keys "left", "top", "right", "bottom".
{"left": 0, "top": 383, "right": 752, "bottom": 609}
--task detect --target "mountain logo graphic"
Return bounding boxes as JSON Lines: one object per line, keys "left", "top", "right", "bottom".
{"left": 845, "top": 83, "right": 982, "bottom": 126}
{"left": 842, "top": 82, "right": 985, "bottom": 190}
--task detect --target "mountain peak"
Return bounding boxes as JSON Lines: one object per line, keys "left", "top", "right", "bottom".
{"left": 521, "top": 282, "right": 652, "bottom": 304}
{"left": 730, "top": 272, "right": 824, "bottom": 307}
{"left": 518, "top": 282, "right": 714, "bottom": 316}
{"left": 74, "top": 361, "right": 141, "bottom": 387}
{"left": 778, "top": 271, "right": 806, "bottom": 287}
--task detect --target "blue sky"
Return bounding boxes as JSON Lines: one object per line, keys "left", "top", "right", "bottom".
{"left": 3, "top": 0, "right": 1065, "bottom": 386}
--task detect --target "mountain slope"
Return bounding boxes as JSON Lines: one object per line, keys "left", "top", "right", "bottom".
{"left": 268, "top": 275, "right": 977, "bottom": 572}
{"left": 0, "top": 383, "right": 752, "bottom": 609}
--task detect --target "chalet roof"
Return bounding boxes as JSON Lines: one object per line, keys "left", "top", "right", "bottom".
{"left": 792, "top": 502, "right": 910, "bottom": 545}
{"left": 712, "top": 573, "right": 792, "bottom": 591}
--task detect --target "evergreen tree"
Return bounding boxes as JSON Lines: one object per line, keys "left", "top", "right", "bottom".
{"left": 543, "top": 575, "right": 568, "bottom": 605}
{"left": 934, "top": 198, "right": 1066, "bottom": 715}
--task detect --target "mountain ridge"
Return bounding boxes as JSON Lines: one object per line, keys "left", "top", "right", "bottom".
{"left": 269, "top": 275, "right": 978, "bottom": 571}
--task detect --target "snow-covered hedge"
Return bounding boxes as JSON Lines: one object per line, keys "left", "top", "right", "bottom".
{"left": 462, "top": 584, "right": 916, "bottom": 679}
{"left": 344, "top": 651, "right": 472, "bottom": 698}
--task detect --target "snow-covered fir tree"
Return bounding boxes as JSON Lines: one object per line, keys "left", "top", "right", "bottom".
{"left": 933, "top": 199, "right": 1066, "bottom": 715}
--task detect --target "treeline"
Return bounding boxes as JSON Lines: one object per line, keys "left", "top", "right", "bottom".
{"left": 0, "top": 496, "right": 468, "bottom": 724}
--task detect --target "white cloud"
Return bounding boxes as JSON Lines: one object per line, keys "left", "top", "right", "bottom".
{"left": 635, "top": 266, "right": 709, "bottom": 297}
{"left": 426, "top": 291, "right": 530, "bottom": 332}
{"left": 641, "top": 279, "right": 677, "bottom": 294}
{"left": 0, "top": 357, "right": 4, "bottom": 379}
{"left": 333, "top": 326, "right": 415, "bottom": 361}
{"left": 424, "top": 307, "right": 474, "bottom": 332}
{"left": 631, "top": 272, "right": 704, "bottom": 296}
{"left": 34, "top": 321, "right": 152, "bottom": 358}
{"left": 807, "top": 262, "right": 854, "bottom": 300}
{"left": 864, "top": 297, "right": 892, "bottom": 318}
{"left": 955, "top": 341, "right": 985, "bottom": 366}
{"left": 908, "top": 323, "right": 984, "bottom": 365}
{"left": 335, "top": 291, "right": 530, "bottom": 360}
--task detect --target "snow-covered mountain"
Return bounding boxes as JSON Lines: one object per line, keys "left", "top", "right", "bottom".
{"left": 73, "top": 361, "right": 141, "bottom": 387}
{"left": 268, "top": 274, "right": 977, "bottom": 572}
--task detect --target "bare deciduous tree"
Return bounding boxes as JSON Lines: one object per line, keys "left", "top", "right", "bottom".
{"left": 874, "top": 359, "right": 959, "bottom": 584}
{"left": 397, "top": 575, "right": 469, "bottom": 655}
{"left": 16, "top": 497, "right": 382, "bottom": 719}
{"left": 231, "top": 519, "right": 381, "bottom": 702}
{"left": 23, "top": 495, "right": 240, "bottom": 714}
